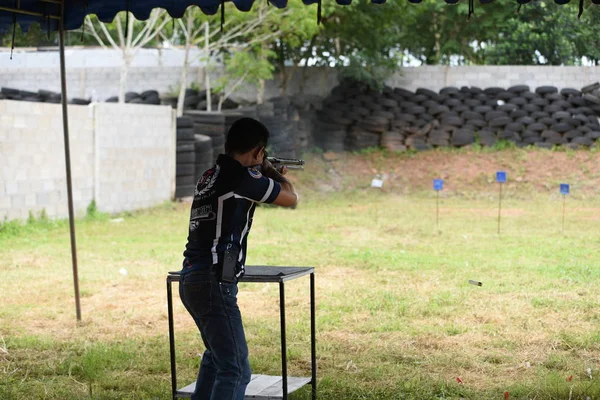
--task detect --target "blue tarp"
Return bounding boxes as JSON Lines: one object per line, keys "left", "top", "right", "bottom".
{"left": 1, "top": 0, "right": 599, "bottom": 33}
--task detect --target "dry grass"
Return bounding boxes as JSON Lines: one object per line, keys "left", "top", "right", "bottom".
{"left": 2, "top": 148, "right": 600, "bottom": 399}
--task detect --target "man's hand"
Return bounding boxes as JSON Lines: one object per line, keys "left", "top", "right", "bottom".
{"left": 261, "top": 159, "right": 288, "bottom": 180}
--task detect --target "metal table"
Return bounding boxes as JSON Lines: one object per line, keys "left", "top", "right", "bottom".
{"left": 167, "top": 266, "right": 316, "bottom": 400}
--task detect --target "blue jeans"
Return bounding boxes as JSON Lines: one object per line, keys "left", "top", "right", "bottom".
{"left": 179, "top": 269, "right": 251, "bottom": 400}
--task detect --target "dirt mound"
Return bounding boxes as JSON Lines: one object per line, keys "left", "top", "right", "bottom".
{"left": 296, "top": 148, "right": 600, "bottom": 198}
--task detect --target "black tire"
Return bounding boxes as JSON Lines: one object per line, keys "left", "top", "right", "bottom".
{"left": 524, "top": 104, "right": 541, "bottom": 113}
{"left": 508, "top": 85, "right": 530, "bottom": 94}
{"left": 508, "top": 97, "right": 528, "bottom": 106}
{"left": 440, "top": 87, "right": 461, "bottom": 96}
{"left": 531, "top": 98, "right": 549, "bottom": 107}
{"left": 541, "top": 130, "right": 560, "bottom": 139}
{"left": 517, "top": 116, "right": 535, "bottom": 126}
{"left": 177, "top": 128, "right": 195, "bottom": 142}
{"left": 463, "top": 111, "right": 484, "bottom": 121}
{"left": 582, "top": 82, "right": 600, "bottom": 94}
{"left": 106, "top": 96, "right": 119, "bottom": 103}
{"left": 485, "top": 111, "right": 507, "bottom": 121}
{"left": 497, "top": 91, "right": 516, "bottom": 101}
{"left": 535, "top": 86, "right": 558, "bottom": 95}
{"left": 539, "top": 117, "right": 555, "bottom": 126}
{"left": 380, "top": 98, "right": 399, "bottom": 108}
{"left": 528, "top": 123, "right": 546, "bottom": 132}
{"left": 474, "top": 105, "right": 493, "bottom": 114}
{"left": 483, "top": 87, "right": 505, "bottom": 96}
{"left": 498, "top": 104, "right": 517, "bottom": 113}
{"left": 545, "top": 93, "right": 564, "bottom": 102}
{"left": 194, "top": 134, "right": 213, "bottom": 152}
{"left": 489, "top": 116, "right": 512, "bottom": 128}
{"left": 430, "top": 105, "right": 450, "bottom": 116}
{"left": 511, "top": 109, "right": 529, "bottom": 119}
{"left": 452, "top": 129, "right": 475, "bottom": 146}
{"left": 530, "top": 111, "right": 550, "bottom": 120}
{"left": 417, "top": 88, "right": 439, "bottom": 98}
{"left": 177, "top": 117, "right": 194, "bottom": 129}
{"left": 551, "top": 123, "right": 572, "bottom": 134}
{"left": 561, "top": 88, "right": 581, "bottom": 97}
{"left": 465, "top": 119, "right": 486, "bottom": 129}
{"left": 175, "top": 184, "right": 195, "bottom": 199}
{"left": 441, "top": 116, "right": 464, "bottom": 127}
{"left": 569, "top": 97, "right": 587, "bottom": 107}
{"left": 177, "top": 151, "right": 195, "bottom": 163}
{"left": 176, "top": 164, "right": 195, "bottom": 176}
{"left": 177, "top": 143, "right": 195, "bottom": 152}
{"left": 583, "top": 94, "right": 600, "bottom": 105}
{"left": 505, "top": 122, "right": 525, "bottom": 132}
{"left": 465, "top": 99, "right": 482, "bottom": 107}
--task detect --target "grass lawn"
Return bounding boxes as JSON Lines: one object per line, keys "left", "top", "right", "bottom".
{"left": 2, "top": 149, "right": 600, "bottom": 399}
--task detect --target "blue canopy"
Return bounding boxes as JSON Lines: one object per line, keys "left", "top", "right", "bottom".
{"left": 2, "top": 0, "right": 599, "bottom": 34}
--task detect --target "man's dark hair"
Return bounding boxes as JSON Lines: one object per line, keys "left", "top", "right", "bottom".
{"left": 225, "top": 117, "right": 270, "bottom": 155}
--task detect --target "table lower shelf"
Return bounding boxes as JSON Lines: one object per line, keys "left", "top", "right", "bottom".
{"left": 175, "top": 374, "right": 312, "bottom": 399}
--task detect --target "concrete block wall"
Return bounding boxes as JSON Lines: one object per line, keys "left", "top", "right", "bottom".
{"left": 94, "top": 103, "right": 175, "bottom": 214}
{"left": 0, "top": 100, "right": 175, "bottom": 221}
{"left": 0, "top": 101, "right": 94, "bottom": 221}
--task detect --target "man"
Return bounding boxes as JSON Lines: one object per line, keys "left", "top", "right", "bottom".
{"left": 179, "top": 117, "right": 298, "bottom": 400}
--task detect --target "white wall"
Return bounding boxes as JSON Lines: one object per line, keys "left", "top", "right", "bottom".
{"left": 0, "top": 100, "right": 175, "bottom": 221}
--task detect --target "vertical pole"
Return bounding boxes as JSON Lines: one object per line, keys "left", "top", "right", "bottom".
{"left": 562, "top": 195, "right": 566, "bottom": 235}
{"left": 436, "top": 191, "right": 439, "bottom": 231}
{"left": 59, "top": 9, "right": 82, "bottom": 322}
{"left": 310, "top": 273, "right": 317, "bottom": 400}
{"left": 497, "top": 183, "right": 503, "bottom": 235}
{"left": 279, "top": 282, "right": 288, "bottom": 400}
{"left": 167, "top": 278, "right": 177, "bottom": 400}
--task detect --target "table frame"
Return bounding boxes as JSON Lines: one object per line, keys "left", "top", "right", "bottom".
{"left": 167, "top": 266, "right": 317, "bottom": 400}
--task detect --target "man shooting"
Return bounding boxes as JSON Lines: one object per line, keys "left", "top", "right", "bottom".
{"left": 178, "top": 117, "right": 298, "bottom": 400}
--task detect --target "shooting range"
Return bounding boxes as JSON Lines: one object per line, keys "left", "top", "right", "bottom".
{"left": 2, "top": 0, "right": 600, "bottom": 399}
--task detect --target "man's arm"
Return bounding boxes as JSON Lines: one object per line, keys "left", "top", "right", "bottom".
{"left": 262, "top": 162, "right": 298, "bottom": 207}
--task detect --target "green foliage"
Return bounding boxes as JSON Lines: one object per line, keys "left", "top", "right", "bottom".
{"left": 482, "top": 0, "right": 582, "bottom": 65}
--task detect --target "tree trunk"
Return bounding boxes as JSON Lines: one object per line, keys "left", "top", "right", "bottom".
{"left": 257, "top": 79, "right": 265, "bottom": 104}
{"left": 119, "top": 53, "right": 132, "bottom": 104}
{"left": 177, "top": 17, "right": 193, "bottom": 117}
{"left": 204, "top": 22, "right": 212, "bottom": 112}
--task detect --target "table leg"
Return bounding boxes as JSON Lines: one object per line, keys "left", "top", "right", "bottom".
{"left": 167, "top": 278, "right": 177, "bottom": 400}
{"left": 310, "top": 273, "right": 317, "bottom": 400}
{"left": 279, "top": 282, "right": 288, "bottom": 400}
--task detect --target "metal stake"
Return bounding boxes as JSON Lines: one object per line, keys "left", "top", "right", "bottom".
{"left": 497, "top": 182, "right": 503, "bottom": 235}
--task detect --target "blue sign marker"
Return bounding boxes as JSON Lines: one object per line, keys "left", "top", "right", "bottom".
{"left": 560, "top": 184, "right": 570, "bottom": 195}
{"left": 434, "top": 179, "right": 444, "bottom": 191}
{"left": 496, "top": 171, "right": 507, "bottom": 183}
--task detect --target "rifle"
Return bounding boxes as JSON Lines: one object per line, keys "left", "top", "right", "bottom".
{"left": 266, "top": 156, "right": 305, "bottom": 171}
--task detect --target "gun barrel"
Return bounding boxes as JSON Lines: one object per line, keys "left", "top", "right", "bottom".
{"left": 267, "top": 157, "right": 305, "bottom": 166}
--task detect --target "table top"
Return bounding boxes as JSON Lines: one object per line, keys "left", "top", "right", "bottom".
{"left": 168, "top": 266, "right": 314, "bottom": 283}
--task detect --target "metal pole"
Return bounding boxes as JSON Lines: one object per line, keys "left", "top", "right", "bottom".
{"left": 562, "top": 195, "right": 566, "bottom": 235}
{"left": 436, "top": 191, "right": 439, "bottom": 231}
{"left": 279, "top": 282, "right": 288, "bottom": 400}
{"left": 310, "top": 273, "right": 317, "bottom": 400}
{"left": 167, "top": 278, "right": 177, "bottom": 400}
{"left": 59, "top": 8, "right": 81, "bottom": 322}
{"left": 497, "top": 183, "right": 503, "bottom": 235}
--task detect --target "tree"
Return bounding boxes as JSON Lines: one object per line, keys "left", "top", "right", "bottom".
{"left": 482, "top": 0, "right": 580, "bottom": 65}
{"left": 84, "top": 10, "right": 170, "bottom": 103}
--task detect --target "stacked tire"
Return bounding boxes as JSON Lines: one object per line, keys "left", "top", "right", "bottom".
{"left": 105, "top": 90, "right": 159, "bottom": 105}
{"left": 0, "top": 87, "right": 89, "bottom": 105}
{"left": 289, "top": 95, "right": 322, "bottom": 152}
{"left": 315, "top": 80, "right": 600, "bottom": 152}
{"left": 184, "top": 111, "right": 226, "bottom": 163}
{"left": 176, "top": 117, "right": 196, "bottom": 199}
{"left": 269, "top": 97, "right": 297, "bottom": 158}
{"left": 194, "top": 134, "right": 214, "bottom": 184}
